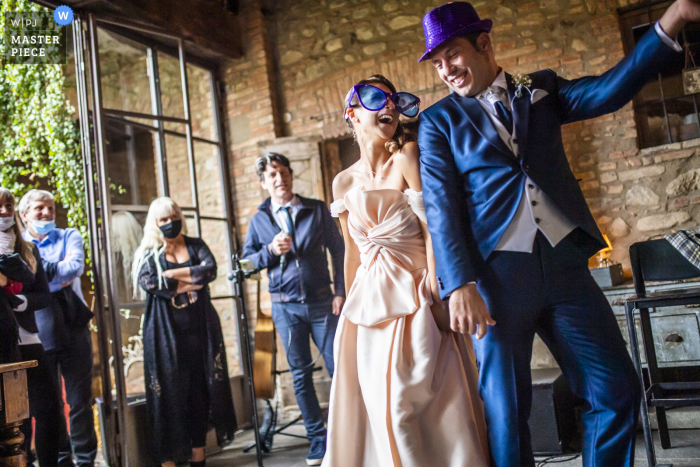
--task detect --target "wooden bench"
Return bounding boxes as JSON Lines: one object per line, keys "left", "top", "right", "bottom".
{"left": 0, "top": 361, "right": 37, "bottom": 467}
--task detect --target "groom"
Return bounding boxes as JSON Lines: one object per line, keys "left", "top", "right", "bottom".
{"left": 418, "top": 1, "right": 700, "bottom": 466}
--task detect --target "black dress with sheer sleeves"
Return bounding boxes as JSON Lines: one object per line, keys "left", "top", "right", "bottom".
{"left": 138, "top": 236, "right": 236, "bottom": 464}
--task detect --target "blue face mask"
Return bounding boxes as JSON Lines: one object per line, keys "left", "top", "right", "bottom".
{"left": 31, "top": 219, "right": 56, "bottom": 235}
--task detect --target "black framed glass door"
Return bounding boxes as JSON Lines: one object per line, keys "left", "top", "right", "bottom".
{"left": 72, "top": 14, "right": 245, "bottom": 466}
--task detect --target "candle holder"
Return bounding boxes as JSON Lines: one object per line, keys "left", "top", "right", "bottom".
{"left": 589, "top": 235, "right": 625, "bottom": 288}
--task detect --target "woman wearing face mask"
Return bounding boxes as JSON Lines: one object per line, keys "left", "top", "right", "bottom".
{"left": 132, "top": 197, "right": 236, "bottom": 467}
{"left": 0, "top": 188, "right": 26, "bottom": 363}
{"left": 0, "top": 187, "right": 61, "bottom": 467}
{"left": 323, "top": 75, "right": 489, "bottom": 466}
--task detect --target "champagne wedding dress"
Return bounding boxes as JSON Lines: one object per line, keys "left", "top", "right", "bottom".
{"left": 323, "top": 185, "right": 489, "bottom": 467}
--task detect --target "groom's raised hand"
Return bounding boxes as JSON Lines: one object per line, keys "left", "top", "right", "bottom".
{"left": 660, "top": 0, "right": 700, "bottom": 40}
{"left": 448, "top": 283, "right": 496, "bottom": 339}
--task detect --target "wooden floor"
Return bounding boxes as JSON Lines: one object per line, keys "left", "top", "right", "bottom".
{"left": 206, "top": 427, "right": 700, "bottom": 467}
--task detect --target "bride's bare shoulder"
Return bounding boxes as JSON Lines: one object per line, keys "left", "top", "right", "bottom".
{"left": 332, "top": 166, "right": 357, "bottom": 201}
{"left": 393, "top": 142, "right": 421, "bottom": 183}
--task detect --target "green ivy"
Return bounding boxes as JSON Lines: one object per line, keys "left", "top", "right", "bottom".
{"left": 0, "top": 0, "right": 88, "bottom": 252}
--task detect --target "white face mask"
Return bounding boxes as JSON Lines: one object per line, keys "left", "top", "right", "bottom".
{"left": 30, "top": 218, "right": 56, "bottom": 235}
{"left": 0, "top": 228, "right": 16, "bottom": 255}
{"left": 0, "top": 216, "right": 16, "bottom": 232}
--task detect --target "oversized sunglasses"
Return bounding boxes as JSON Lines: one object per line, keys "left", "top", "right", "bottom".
{"left": 346, "top": 84, "right": 421, "bottom": 118}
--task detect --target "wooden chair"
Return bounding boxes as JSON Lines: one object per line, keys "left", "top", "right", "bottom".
{"left": 0, "top": 361, "right": 37, "bottom": 467}
{"left": 624, "top": 239, "right": 700, "bottom": 467}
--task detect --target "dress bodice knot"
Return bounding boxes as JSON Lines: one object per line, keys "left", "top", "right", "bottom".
{"left": 335, "top": 186, "right": 430, "bottom": 327}
{"left": 323, "top": 186, "right": 489, "bottom": 467}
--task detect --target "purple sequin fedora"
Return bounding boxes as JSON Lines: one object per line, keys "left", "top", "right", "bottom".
{"left": 418, "top": 2, "right": 493, "bottom": 62}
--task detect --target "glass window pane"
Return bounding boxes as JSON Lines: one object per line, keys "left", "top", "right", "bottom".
{"left": 119, "top": 305, "right": 146, "bottom": 395}
{"left": 187, "top": 64, "right": 217, "bottom": 141}
{"left": 64, "top": 31, "right": 79, "bottom": 117}
{"left": 110, "top": 210, "right": 147, "bottom": 305}
{"left": 157, "top": 52, "right": 185, "bottom": 118}
{"left": 164, "top": 133, "right": 194, "bottom": 208}
{"left": 105, "top": 119, "right": 160, "bottom": 205}
{"left": 103, "top": 114, "right": 162, "bottom": 132}
{"left": 666, "top": 97, "right": 700, "bottom": 143}
{"left": 638, "top": 81, "right": 662, "bottom": 103}
{"left": 200, "top": 220, "right": 231, "bottom": 297}
{"left": 212, "top": 299, "right": 242, "bottom": 377}
{"left": 163, "top": 121, "right": 187, "bottom": 134}
{"left": 661, "top": 63, "right": 685, "bottom": 100}
{"left": 184, "top": 213, "right": 197, "bottom": 237}
{"left": 637, "top": 103, "right": 672, "bottom": 148}
{"left": 195, "top": 141, "right": 225, "bottom": 218}
{"left": 98, "top": 28, "right": 153, "bottom": 115}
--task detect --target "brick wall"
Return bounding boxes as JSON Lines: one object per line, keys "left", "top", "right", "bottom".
{"left": 247, "top": 0, "right": 700, "bottom": 273}
{"left": 67, "top": 0, "right": 700, "bottom": 414}
{"left": 221, "top": 0, "right": 281, "bottom": 321}
{"left": 217, "top": 0, "right": 700, "bottom": 413}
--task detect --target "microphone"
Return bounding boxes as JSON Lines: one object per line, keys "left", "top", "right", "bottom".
{"left": 279, "top": 230, "right": 290, "bottom": 270}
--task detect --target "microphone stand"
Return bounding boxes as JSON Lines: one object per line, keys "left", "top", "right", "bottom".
{"left": 228, "top": 253, "right": 264, "bottom": 467}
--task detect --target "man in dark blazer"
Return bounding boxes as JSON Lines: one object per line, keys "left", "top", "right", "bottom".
{"left": 242, "top": 153, "right": 344, "bottom": 466}
{"left": 417, "top": 1, "right": 700, "bottom": 466}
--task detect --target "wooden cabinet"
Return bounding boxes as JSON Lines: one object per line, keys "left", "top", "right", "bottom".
{"left": 0, "top": 361, "right": 37, "bottom": 467}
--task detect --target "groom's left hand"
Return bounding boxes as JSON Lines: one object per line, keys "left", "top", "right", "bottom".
{"left": 449, "top": 283, "right": 496, "bottom": 339}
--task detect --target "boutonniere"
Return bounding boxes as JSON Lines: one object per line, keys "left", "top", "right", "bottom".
{"left": 511, "top": 72, "right": 532, "bottom": 98}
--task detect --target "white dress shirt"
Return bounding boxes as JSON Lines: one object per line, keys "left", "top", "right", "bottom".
{"left": 475, "top": 71, "right": 576, "bottom": 253}
{"left": 270, "top": 195, "right": 301, "bottom": 233}
{"left": 654, "top": 21, "right": 683, "bottom": 52}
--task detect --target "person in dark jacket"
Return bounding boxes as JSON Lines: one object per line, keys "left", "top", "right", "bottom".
{"left": 19, "top": 189, "right": 97, "bottom": 467}
{"left": 133, "top": 197, "right": 236, "bottom": 467}
{"left": 242, "top": 153, "right": 345, "bottom": 466}
{"left": 0, "top": 187, "right": 26, "bottom": 364}
{"left": 0, "top": 187, "right": 60, "bottom": 467}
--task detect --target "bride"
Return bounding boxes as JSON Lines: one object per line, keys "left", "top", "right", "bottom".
{"left": 323, "top": 74, "right": 490, "bottom": 467}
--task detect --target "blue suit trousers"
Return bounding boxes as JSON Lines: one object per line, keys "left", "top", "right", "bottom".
{"left": 271, "top": 297, "right": 339, "bottom": 441}
{"left": 471, "top": 230, "right": 641, "bottom": 467}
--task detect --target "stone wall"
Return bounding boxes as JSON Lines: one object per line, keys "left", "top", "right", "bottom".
{"left": 258, "top": 0, "right": 700, "bottom": 273}
{"left": 214, "top": 0, "right": 700, "bottom": 414}
{"left": 61, "top": 0, "right": 700, "bottom": 417}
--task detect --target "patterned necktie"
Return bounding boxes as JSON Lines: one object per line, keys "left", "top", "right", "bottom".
{"left": 494, "top": 99, "right": 513, "bottom": 134}
{"left": 484, "top": 86, "right": 513, "bottom": 134}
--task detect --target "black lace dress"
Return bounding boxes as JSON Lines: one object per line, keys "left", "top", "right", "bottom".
{"left": 138, "top": 236, "right": 236, "bottom": 464}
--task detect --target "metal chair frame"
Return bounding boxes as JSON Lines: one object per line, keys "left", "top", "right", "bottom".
{"left": 624, "top": 239, "right": 700, "bottom": 467}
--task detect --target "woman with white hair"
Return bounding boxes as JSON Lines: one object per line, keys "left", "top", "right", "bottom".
{"left": 132, "top": 197, "right": 236, "bottom": 467}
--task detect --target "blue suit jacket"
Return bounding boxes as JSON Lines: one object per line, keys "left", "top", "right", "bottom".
{"left": 418, "top": 28, "right": 680, "bottom": 299}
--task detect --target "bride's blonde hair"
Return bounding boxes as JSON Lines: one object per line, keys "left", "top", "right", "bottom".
{"left": 131, "top": 197, "right": 187, "bottom": 299}
{"left": 343, "top": 74, "right": 407, "bottom": 154}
